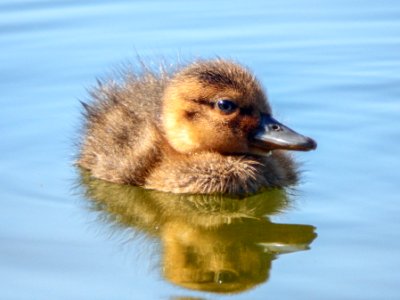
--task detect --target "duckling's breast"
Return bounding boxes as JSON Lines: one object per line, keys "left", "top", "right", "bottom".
{"left": 144, "top": 151, "right": 298, "bottom": 195}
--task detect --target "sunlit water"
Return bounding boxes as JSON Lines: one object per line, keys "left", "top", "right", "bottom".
{"left": 1, "top": 0, "right": 400, "bottom": 299}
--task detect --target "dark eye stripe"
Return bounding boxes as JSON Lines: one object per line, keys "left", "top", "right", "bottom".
{"left": 191, "top": 98, "right": 242, "bottom": 114}
{"left": 240, "top": 106, "right": 253, "bottom": 115}
{"left": 192, "top": 98, "right": 214, "bottom": 108}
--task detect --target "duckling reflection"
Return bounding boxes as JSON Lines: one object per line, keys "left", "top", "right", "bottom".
{"left": 79, "top": 170, "right": 317, "bottom": 294}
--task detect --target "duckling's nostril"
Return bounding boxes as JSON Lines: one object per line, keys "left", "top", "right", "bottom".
{"left": 270, "top": 124, "right": 281, "bottom": 131}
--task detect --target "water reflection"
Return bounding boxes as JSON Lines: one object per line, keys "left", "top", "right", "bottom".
{"left": 79, "top": 169, "right": 316, "bottom": 294}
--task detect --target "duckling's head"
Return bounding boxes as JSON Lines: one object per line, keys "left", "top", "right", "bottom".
{"left": 162, "top": 59, "right": 316, "bottom": 155}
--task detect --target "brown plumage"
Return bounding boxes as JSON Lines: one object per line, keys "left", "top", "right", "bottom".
{"left": 78, "top": 59, "right": 316, "bottom": 195}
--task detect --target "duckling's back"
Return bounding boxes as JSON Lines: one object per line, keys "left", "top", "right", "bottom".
{"left": 78, "top": 68, "right": 170, "bottom": 185}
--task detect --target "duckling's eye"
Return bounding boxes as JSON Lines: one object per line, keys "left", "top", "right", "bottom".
{"left": 216, "top": 99, "right": 238, "bottom": 114}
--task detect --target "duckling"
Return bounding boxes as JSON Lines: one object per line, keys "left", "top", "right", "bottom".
{"left": 78, "top": 59, "right": 316, "bottom": 195}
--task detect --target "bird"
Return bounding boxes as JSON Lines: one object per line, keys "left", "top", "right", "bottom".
{"left": 77, "top": 58, "right": 316, "bottom": 195}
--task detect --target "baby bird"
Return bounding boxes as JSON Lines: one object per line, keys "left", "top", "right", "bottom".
{"left": 78, "top": 59, "right": 316, "bottom": 195}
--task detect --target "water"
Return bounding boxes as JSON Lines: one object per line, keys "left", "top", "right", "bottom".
{"left": 1, "top": 0, "right": 400, "bottom": 299}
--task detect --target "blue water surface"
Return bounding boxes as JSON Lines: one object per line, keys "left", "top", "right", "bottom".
{"left": 1, "top": 0, "right": 400, "bottom": 299}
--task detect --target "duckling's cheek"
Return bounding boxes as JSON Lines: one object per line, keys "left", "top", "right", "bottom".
{"left": 229, "top": 115, "right": 260, "bottom": 135}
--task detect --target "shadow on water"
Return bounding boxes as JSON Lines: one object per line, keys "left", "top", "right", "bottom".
{"left": 78, "top": 169, "right": 317, "bottom": 294}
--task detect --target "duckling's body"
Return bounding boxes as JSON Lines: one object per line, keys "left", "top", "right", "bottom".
{"left": 78, "top": 59, "right": 316, "bottom": 195}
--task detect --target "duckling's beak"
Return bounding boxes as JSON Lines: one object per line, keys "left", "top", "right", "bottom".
{"left": 251, "top": 114, "right": 317, "bottom": 151}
